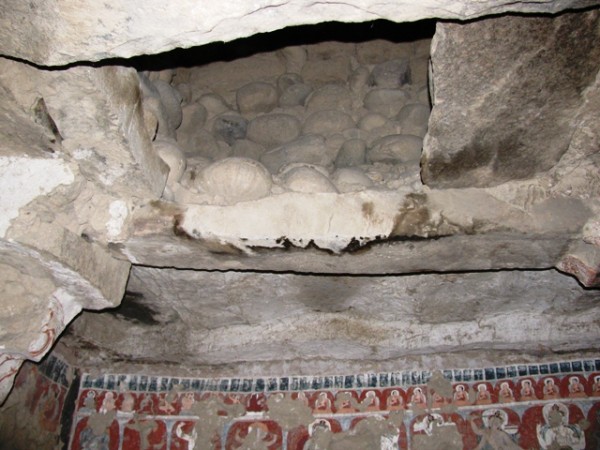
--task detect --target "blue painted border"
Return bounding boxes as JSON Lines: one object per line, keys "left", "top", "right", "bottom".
{"left": 78, "top": 358, "right": 600, "bottom": 393}
{"left": 38, "top": 353, "right": 71, "bottom": 388}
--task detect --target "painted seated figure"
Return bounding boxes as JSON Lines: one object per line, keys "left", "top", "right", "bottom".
{"left": 537, "top": 403, "right": 585, "bottom": 450}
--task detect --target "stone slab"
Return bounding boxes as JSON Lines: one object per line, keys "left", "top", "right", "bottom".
{"left": 422, "top": 10, "right": 600, "bottom": 188}
{"left": 62, "top": 267, "right": 600, "bottom": 368}
{"left": 1, "top": 1, "right": 599, "bottom": 66}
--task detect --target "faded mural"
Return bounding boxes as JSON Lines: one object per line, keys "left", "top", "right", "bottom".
{"left": 0, "top": 355, "right": 72, "bottom": 449}
{"left": 69, "top": 360, "right": 600, "bottom": 449}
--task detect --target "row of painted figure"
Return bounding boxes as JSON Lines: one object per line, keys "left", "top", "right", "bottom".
{"left": 71, "top": 399, "right": 599, "bottom": 449}
{"left": 70, "top": 372, "right": 600, "bottom": 449}
{"left": 78, "top": 373, "right": 600, "bottom": 416}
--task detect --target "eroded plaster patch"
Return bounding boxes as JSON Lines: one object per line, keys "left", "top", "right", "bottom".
{"left": 0, "top": 156, "right": 74, "bottom": 237}
{"left": 106, "top": 200, "right": 129, "bottom": 240}
{"left": 51, "top": 288, "right": 84, "bottom": 324}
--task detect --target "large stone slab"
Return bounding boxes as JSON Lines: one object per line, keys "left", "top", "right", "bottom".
{"left": 62, "top": 266, "right": 600, "bottom": 372}
{"left": 422, "top": 10, "right": 600, "bottom": 188}
{"left": 121, "top": 188, "right": 591, "bottom": 278}
{"left": 0, "top": 1, "right": 598, "bottom": 66}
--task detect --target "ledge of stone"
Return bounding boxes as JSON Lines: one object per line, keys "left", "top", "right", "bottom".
{"left": 121, "top": 188, "right": 591, "bottom": 277}
{"left": 1, "top": 0, "right": 599, "bottom": 66}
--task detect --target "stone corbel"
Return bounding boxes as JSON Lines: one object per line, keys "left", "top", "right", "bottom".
{"left": 556, "top": 239, "right": 600, "bottom": 288}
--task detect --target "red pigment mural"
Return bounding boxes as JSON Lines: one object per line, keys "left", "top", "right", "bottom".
{"left": 18, "top": 362, "right": 67, "bottom": 434}
{"left": 70, "top": 362, "right": 600, "bottom": 449}
{"left": 0, "top": 355, "right": 72, "bottom": 449}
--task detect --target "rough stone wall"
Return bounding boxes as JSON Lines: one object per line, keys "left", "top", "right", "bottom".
{"left": 421, "top": 9, "right": 600, "bottom": 285}
{"left": 422, "top": 9, "right": 600, "bottom": 188}
{"left": 0, "top": 355, "right": 76, "bottom": 450}
{"left": 0, "top": 56, "right": 155, "bottom": 403}
{"left": 118, "top": 11, "right": 600, "bottom": 288}
{"left": 69, "top": 360, "right": 600, "bottom": 449}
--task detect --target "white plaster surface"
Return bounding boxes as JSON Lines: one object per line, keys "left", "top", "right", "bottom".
{"left": 106, "top": 200, "right": 129, "bottom": 239}
{"left": 27, "top": 288, "right": 83, "bottom": 360}
{"left": 50, "top": 288, "right": 85, "bottom": 330}
{"left": 0, "top": 156, "right": 74, "bottom": 237}
{"left": 0, "top": 355, "right": 23, "bottom": 406}
{"left": 182, "top": 191, "right": 407, "bottom": 252}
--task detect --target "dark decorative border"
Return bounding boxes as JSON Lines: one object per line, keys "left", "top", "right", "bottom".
{"left": 79, "top": 358, "right": 600, "bottom": 393}
{"left": 38, "top": 353, "right": 71, "bottom": 388}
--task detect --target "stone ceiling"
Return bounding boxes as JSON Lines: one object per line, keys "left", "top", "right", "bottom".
{"left": 2, "top": 0, "right": 598, "bottom": 66}
{"left": 61, "top": 266, "right": 599, "bottom": 378}
{"left": 0, "top": 0, "right": 599, "bottom": 404}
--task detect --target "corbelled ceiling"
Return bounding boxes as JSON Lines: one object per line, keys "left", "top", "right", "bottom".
{"left": 0, "top": 0, "right": 599, "bottom": 404}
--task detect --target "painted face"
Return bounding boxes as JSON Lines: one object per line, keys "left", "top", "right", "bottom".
{"left": 489, "top": 415, "right": 502, "bottom": 429}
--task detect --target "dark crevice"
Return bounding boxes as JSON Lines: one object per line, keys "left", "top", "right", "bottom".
{"left": 104, "top": 291, "right": 162, "bottom": 325}
{"left": 97, "top": 19, "right": 436, "bottom": 71}
{"left": 127, "top": 260, "right": 560, "bottom": 279}
{"left": 60, "top": 369, "right": 80, "bottom": 450}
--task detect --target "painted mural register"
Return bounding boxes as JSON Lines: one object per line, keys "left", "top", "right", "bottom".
{"left": 69, "top": 359, "right": 600, "bottom": 449}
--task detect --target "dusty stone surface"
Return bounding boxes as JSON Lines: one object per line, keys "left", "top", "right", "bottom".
{"left": 422, "top": 10, "right": 600, "bottom": 188}
{"left": 370, "top": 58, "right": 412, "bottom": 88}
{"left": 237, "top": 81, "right": 279, "bottom": 115}
{"left": 279, "top": 82, "right": 312, "bottom": 107}
{"left": 302, "top": 110, "right": 355, "bottom": 135}
{"left": 282, "top": 165, "right": 338, "bottom": 194}
{"left": 1, "top": 0, "right": 599, "bottom": 66}
{"left": 153, "top": 79, "right": 183, "bottom": 131}
{"left": 335, "top": 139, "right": 367, "bottom": 167}
{"left": 0, "top": 58, "right": 167, "bottom": 210}
{"left": 397, "top": 103, "right": 430, "bottom": 137}
{"left": 124, "top": 182, "right": 593, "bottom": 269}
{"left": 150, "top": 36, "right": 433, "bottom": 211}
{"left": 62, "top": 267, "right": 600, "bottom": 371}
{"left": 247, "top": 113, "right": 302, "bottom": 149}
{"left": 332, "top": 168, "right": 373, "bottom": 193}
{"left": 197, "top": 157, "right": 273, "bottom": 205}
{"left": 153, "top": 138, "right": 186, "bottom": 190}
{"left": 212, "top": 114, "right": 248, "bottom": 146}
{"left": 122, "top": 230, "right": 576, "bottom": 276}
{"left": 368, "top": 134, "right": 423, "bottom": 164}
{"left": 364, "top": 88, "right": 411, "bottom": 117}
